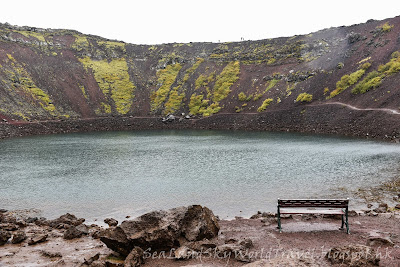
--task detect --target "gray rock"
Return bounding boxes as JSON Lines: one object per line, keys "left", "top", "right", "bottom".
{"left": 249, "top": 213, "right": 261, "bottom": 219}
{"left": 326, "top": 245, "right": 379, "bottom": 266}
{"left": 124, "top": 247, "right": 144, "bottom": 267}
{"left": 83, "top": 252, "right": 100, "bottom": 265}
{"left": 76, "top": 224, "right": 89, "bottom": 235}
{"left": 104, "top": 259, "right": 124, "bottom": 267}
{"left": 100, "top": 205, "right": 219, "bottom": 256}
{"left": 26, "top": 217, "right": 38, "bottom": 223}
{"left": 367, "top": 236, "right": 395, "bottom": 247}
{"left": 11, "top": 230, "right": 26, "bottom": 244}
{"left": 104, "top": 218, "right": 118, "bottom": 227}
{"left": 0, "top": 223, "right": 19, "bottom": 231}
{"left": 348, "top": 210, "right": 358, "bottom": 217}
{"left": 239, "top": 238, "right": 254, "bottom": 249}
{"left": 63, "top": 226, "right": 84, "bottom": 239}
{"left": 216, "top": 244, "right": 250, "bottom": 262}
{"left": 40, "top": 250, "right": 62, "bottom": 258}
{"left": 48, "top": 213, "right": 85, "bottom": 228}
{"left": 90, "top": 225, "right": 105, "bottom": 239}
{"left": 28, "top": 233, "right": 48, "bottom": 245}
{"left": 0, "top": 230, "right": 11, "bottom": 245}
{"left": 373, "top": 203, "right": 388, "bottom": 213}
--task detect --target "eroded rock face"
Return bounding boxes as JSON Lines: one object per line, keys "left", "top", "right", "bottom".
{"left": 100, "top": 205, "right": 219, "bottom": 256}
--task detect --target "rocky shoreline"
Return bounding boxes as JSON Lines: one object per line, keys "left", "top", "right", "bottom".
{"left": 1, "top": 103, "right": 400, "bottom": 142}
{"left": 1, "top": 199, "right": 400, "bottom": 267}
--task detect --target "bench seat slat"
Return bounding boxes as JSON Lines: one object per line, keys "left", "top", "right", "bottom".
{"left": 280, "top": 208, "right": 345, "bottom": 215}
{"left": 278, "top": 199, "right": 349, "bottom": 208}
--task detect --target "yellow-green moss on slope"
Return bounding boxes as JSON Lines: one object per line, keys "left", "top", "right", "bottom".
{"left": 79, "top": 57, "right": 135, "bottom": 114}
{"left": 257, "top": 98, "right": 273, "bottom": 112}
{"left": 189, "top": 94, "right": 208, "bottom": 115}
{"left": 72, "top": 35, "right": 89, "bottom": 51}
{"left": 4, "top": 54, "right": 56, "bottom": 114}
{"left": 16, "top": 30, "right": 46, "bottom": 42}
{"left": 151, "top": 64, "right": 182, "bottom": 112}
{"left": 189, "top": 61, "right": 240, "bottom": 117}
{"left": 195, "top": 72, "right": 215, "bottom": 90}
{"left": 164, "top": 87, "right": 185, "bottom": 114}
{"left": 352, "top": 51, "right": 400, "bottom": 94}
{"left": 296, "top": 93, "right": 313, "bottom": 102}
{"left": 188, "top": 94, "right": 221, "bottom": 117}
{"left": 328, "top": 63, "right": 371, "bottom": 98}
{"left": 213, "top": 61, "right": 240, "bottom": 102}
{"left": 183, "top": 58, "right": 204, "bottom": 83}
{"left": 98, "top": 41, "right": 126, "bottom": 52}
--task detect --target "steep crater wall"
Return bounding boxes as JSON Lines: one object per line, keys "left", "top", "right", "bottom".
{"left": 1, "top": 16, "right": 400, "bottom": 140}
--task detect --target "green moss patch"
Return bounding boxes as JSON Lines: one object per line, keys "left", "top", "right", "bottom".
{"left": 329, "top": 63, "right": 370, "bottom": 98}
{"left": 79, "top": 57, "right": 135, "bottom": 114}
{"left": 352, "top": 51, "right": 400, "bottom": 94}
{"left": 296, "top": 93, "right": 313, "bottom": 102}
{"left": 151, "top": 64, "right": 182, "bottom": 112}
{"left": 213, "top": 61, "right": 240, "bottom": 102}
{"left": 257, "top": 98, "right": 273, "bottom": 112}
{"left": 4, "top": 54, "right": 57, "bottom": 114}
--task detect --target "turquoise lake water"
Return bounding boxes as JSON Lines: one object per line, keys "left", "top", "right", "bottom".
{"left": 1, "top": 130, "right": 399, "bottom": 223}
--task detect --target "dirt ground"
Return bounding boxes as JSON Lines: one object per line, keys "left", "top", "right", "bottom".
{"left": 1, "top": 209, "right": 399, "bottom": 267}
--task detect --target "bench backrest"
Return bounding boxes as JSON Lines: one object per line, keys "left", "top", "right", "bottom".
{"left": 278, "top": 199, "right": 349, "bottom": 208}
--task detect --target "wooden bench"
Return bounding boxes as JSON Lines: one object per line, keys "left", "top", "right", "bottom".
{"left": 277, "top": 199, "right": 349, "bottom": 234}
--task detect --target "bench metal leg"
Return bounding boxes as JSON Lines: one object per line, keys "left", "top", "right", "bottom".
{"left": 345, "top": 208, "right": 349, "bottom": 234}
{"left": 340, "top": 214, "right": 344, "bottom": 230}
{"left": 277, "top": 206, "right": 282, "bottom": 233}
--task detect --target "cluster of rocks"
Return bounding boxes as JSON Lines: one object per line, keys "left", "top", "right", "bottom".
{"left": 2, "top": 202, "right": 399, "bottom": 266}
{"left": 262, "top": 70, "right": 316, "bottom": 83}
{"left": 91, "top": 205, "right": 257, "bottom": 266}
{"left": 0, "top": 210, "right": 102, "bottom": 247}
{"left": 161, "top": 113, "right": 192, "bottom": 123}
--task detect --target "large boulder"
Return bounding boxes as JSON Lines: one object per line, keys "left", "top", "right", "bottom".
{"left": 100, "top": 205, "right": 219, "bottom": 256}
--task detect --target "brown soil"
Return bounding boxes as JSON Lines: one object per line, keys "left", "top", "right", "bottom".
{"left": 1, "top": 211, "right": 399, "bottom": 266}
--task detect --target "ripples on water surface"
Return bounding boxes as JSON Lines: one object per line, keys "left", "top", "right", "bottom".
{"left": 1, "top": 130, "right": 399, "bottom": 223}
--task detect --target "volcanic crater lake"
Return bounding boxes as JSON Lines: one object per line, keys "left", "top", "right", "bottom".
{"left": 1, "top": 130, "right": 400, "bottom": 223}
